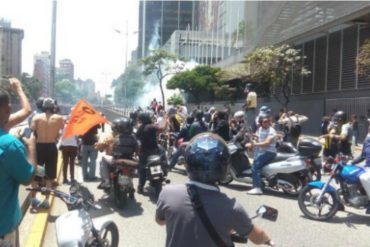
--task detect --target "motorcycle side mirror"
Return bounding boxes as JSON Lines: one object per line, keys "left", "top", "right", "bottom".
{"left": 256, "top": 205, "right": 278, "bottom": 221}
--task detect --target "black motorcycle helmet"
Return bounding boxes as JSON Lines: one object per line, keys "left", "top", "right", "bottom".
{"left": 245, "top": 83, "right": 254, "bottom": 91}
{"left": 138, "top": 112, "right": 153, "bottom": 125}
{"left": 333, "top": 110, "right": 347, "bottom": 123}
{"left": 36, "top": 97, "right": 44, "bottom": 111}
{"left": 185, "top": 133, "right": 230, "bottom": 184}
{"left": 112, "top": 117, "right": 133, "bottom": 134}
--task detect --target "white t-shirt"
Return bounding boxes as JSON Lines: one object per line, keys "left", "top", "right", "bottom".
{"left": 256, "top": 126, "right": 277, "bottom": 154}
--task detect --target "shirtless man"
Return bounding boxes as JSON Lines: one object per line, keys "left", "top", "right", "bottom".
{"left": 30, "top": 98, "right": 64, "bottom": 208}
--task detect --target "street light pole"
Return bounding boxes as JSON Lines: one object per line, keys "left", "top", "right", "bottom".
{"left": 125, "top": 20, "right": 128, "bottom": 70}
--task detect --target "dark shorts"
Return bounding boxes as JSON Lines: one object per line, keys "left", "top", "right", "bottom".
{"left": 36, "top": 143, "right": 58, "bottom": 179}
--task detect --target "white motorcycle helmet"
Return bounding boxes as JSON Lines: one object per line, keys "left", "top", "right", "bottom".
{"left": 234, "top": 111, "right": 244, "bottom": 119}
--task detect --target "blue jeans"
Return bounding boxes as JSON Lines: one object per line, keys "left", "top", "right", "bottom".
{"left": 169, "top": 148, "right": 184, "bottom": 168}
{"left": 244, "top": 108, "right": 256, "bottom": 130}
{"left": 252, "top": 151, "right": 276, "bottom": 188}
{"left": 81, "top": 145, "right": 98, "bottom": 180}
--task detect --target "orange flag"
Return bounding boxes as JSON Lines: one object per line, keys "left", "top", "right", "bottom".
{"left": 63, "top": 99, "right": 108, "bottom": 138}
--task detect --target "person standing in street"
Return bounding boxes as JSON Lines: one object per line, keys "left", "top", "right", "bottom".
{"left": 59, "top": 127, "right": 78, "bottom": 184}
{"left": 81, "top": 124, "right": 100, "bottom": 181}
{"left": 156, "top": 133, "right": 273, "bottom": 247}
{"left": 351, "top": 114, "right": 359, "bottom": 146}
{"left": 243, "top": 83, "right": 257, "bottom": 130}
{"left": 0, "top": 89, "right": 37, "bottom": 247}
{"left": 278, "top": 111, "right": 308, "bottom": 147}
{"left": 30, "top": 98, "right": 64, "bottom": 208}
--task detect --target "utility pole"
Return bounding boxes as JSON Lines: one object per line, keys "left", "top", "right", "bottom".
{"left": 50, "top": 0, "right": 57, "bottom": 97}
{"left": 125, "top": 20, "right": 128, "bottom": 71}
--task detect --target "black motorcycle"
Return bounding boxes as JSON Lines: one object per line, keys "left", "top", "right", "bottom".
{"left": 146, "top": 154, "right": 169, "bottom": 197}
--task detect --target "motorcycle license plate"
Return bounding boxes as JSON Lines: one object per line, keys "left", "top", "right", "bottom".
{"left": 118, "top": 174, "right": 131, "bottom": 186}
{"left": 150, "top": 165, "right": 163, "bottom": 175}
{"left": 314, "top": 158, "right": 322, "bottom": 168}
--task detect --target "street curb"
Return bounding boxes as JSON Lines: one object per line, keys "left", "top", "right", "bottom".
{"left": 24, "top": 153, "right": 63, "bottom": 247}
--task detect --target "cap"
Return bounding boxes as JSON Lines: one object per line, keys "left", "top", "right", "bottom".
{"left": 42, "top": 98, "right": 56, "bottom": 109}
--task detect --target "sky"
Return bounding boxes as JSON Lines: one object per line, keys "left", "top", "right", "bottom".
{"left": 0, "top": 0, "right": 139, "bottom": 96}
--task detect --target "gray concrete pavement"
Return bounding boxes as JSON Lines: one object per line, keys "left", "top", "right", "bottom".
{"left": 41, "top": 161, "right": 370, "bottom": 247}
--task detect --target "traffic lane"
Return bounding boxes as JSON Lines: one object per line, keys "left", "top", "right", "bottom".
{"left": 88, "top": 167, "right": 370, "bottom": 247}
{"left": 43, "top": 165, "right": 370, "bottom": 247}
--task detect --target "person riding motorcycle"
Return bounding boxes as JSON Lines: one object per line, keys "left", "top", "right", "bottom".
{"left": 156, "top": 133, "right": 273, "bottom": 247}
{"left": 245, "top": 113, "right": 277, "bottom": 195}
{"left": 188, "top": 110, "right": 208, "bottom": 140}
{"left": 168, "top": 116, "right": 194, "bottom": 170}
{"left": 351, "top": 126, "right": 370, "bottom": 214}
{"left": 136, "top": 111, "right": 167, "bottom": 194}
{"left": 324, "top": 111, "right": 353, "bottom": 157}
{"left": 97, "top": 117, "right": 138, "bottom": 190}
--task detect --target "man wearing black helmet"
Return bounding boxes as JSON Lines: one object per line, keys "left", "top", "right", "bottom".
{"left": 156, "top": 133, "right": 273, "bottom": 247}
{"left": 97, "top": 117, "right": 138, "bottom": 191}
{"left": 136, "top": 111, "right": 167, "bottom": 194}
{"left": 326, "top": 111, "right": 353, "bottom": 157}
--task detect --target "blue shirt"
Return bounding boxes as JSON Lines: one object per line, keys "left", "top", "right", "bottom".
{"left": 0, "top": 129, "right": 34, "bottom": 236}
{"left": 360, "top": 135, "right": 370, "bottom": 167}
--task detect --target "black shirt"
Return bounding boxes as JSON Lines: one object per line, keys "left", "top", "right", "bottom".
{"left": 136, "top": 124, "right": 159, "bottom": 152}
{"left": 81, "top": 125, "right": 99, "bottom": 145}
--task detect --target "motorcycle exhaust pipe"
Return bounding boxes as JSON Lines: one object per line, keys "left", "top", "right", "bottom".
{"left": 276, "top": 179, "right": 295, "bottom": 190}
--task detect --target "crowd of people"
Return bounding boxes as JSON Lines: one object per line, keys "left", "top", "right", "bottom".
{"left": 2, "top": 78, "right": 370, "bottom": 247}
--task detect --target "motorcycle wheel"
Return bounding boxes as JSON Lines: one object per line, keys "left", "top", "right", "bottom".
{"left": 298, "top": 185, "right": 339, "bottom": 221}
{"left": 99, "top": 222, "right": 119, "bottom": 247}
{"left": 219, "top": 171, "right": 233, "bottom": 185}
{"left": 114, "top": 185, "right": 127, "bottom": 209}
{"left": 278, "top": 174, "right": 304, "bottom": 197}
{"left": 153, "top": 180, "right": 163, "bottom": 198}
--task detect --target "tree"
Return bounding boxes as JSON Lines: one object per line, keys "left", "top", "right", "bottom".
{"left": 242, "top": 44, "right": 310, "bottom": 109}
{"left": 20, "top": 73, "right": 43, "bottom": 101}
{"left": 167, "top": 65, "right": 235, "bottom": 105}
{"left": 141, "top": 49, "right": 184, "bottom": 109}
{"left": 357, "top": 39, "right": 370, "bottom": 78}
{"left": 55, "top": 79, "right": 82, "bottom": 104}
{"left": 167, "top": 94, "right": 184, "bottom": 106}
{"left": 112, "top": 65, "right": 145, "bottom": 106}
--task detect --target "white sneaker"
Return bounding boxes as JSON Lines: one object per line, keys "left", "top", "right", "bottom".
{"left": 247, "top": 188, "right": 263, "bottom": 195}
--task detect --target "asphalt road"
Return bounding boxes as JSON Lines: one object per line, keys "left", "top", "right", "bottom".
{"left": 43, "top": 156, "right": 370, "bottom": 247}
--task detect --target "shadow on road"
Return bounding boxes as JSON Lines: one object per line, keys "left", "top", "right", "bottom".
{"left": 117, "top": 200, "right": 144, "bottom": 217}
{"left": 221, "top": 183, "right": 299, "bottom": 201}
{"left": 299, "top": 211, "right": 370, "bottom": 227}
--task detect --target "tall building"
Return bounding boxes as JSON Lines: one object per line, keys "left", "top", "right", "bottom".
{"left": 57, "top": 58, "right": 74, "bottom": 81}
{"left": 33, "top": 51, "right": 51, "bottom": 97}
{"left": 137, "top": 0, "right": 198, "bottom": 59}
{"left": 0, "top": 21, "right": 24, "bottom": 79}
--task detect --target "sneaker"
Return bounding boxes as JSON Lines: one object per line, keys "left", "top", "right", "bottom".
{"left": 247, "top": 188, "right": 263, "bottom": 195}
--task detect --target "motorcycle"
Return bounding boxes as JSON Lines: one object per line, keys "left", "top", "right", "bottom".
{"left": 104, "top": 158, "right": 138, "bottom": 209}
{"left": 220, "top": 137, "right": 322, "bottom": 196}
{"left": 146, "top": 154, "right": 169, "bottom": 197}
{"left": 298, "top": 154, "right": 368, "bottom": 221}
{"left": 26, "top": 184, "right": 119, "bottom": 247}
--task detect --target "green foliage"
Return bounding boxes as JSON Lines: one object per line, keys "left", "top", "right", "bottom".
{"left": 167, "top": 94, "right": 184, "bottom": 106}
{"left": 357, "top": 39, "right": 370, "bottom": 78}
{"left": 140, "top": 49, "right": 184, "bottom": 109}
{"left": 242, "top": 44, "right": 310, "bottom": 107}
{"left": 55, "top": 79, "right": 83, "bottom": 104}
{"left": 20, "top": 73, "right": 43, "bottom": 101}
{"left": 113, "top": 65, "right": 145, "bottom": 106}
{"left": 167, "top": 65, "right": 236, "bottom": 104}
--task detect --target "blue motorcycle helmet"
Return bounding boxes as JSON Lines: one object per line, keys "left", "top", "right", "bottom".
{"left": 185, "top": 133, "right": 230, "bottom": 184}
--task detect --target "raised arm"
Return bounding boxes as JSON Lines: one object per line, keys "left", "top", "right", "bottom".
{"left": 5, "top": 78, "right": 32, "bottom": 131}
